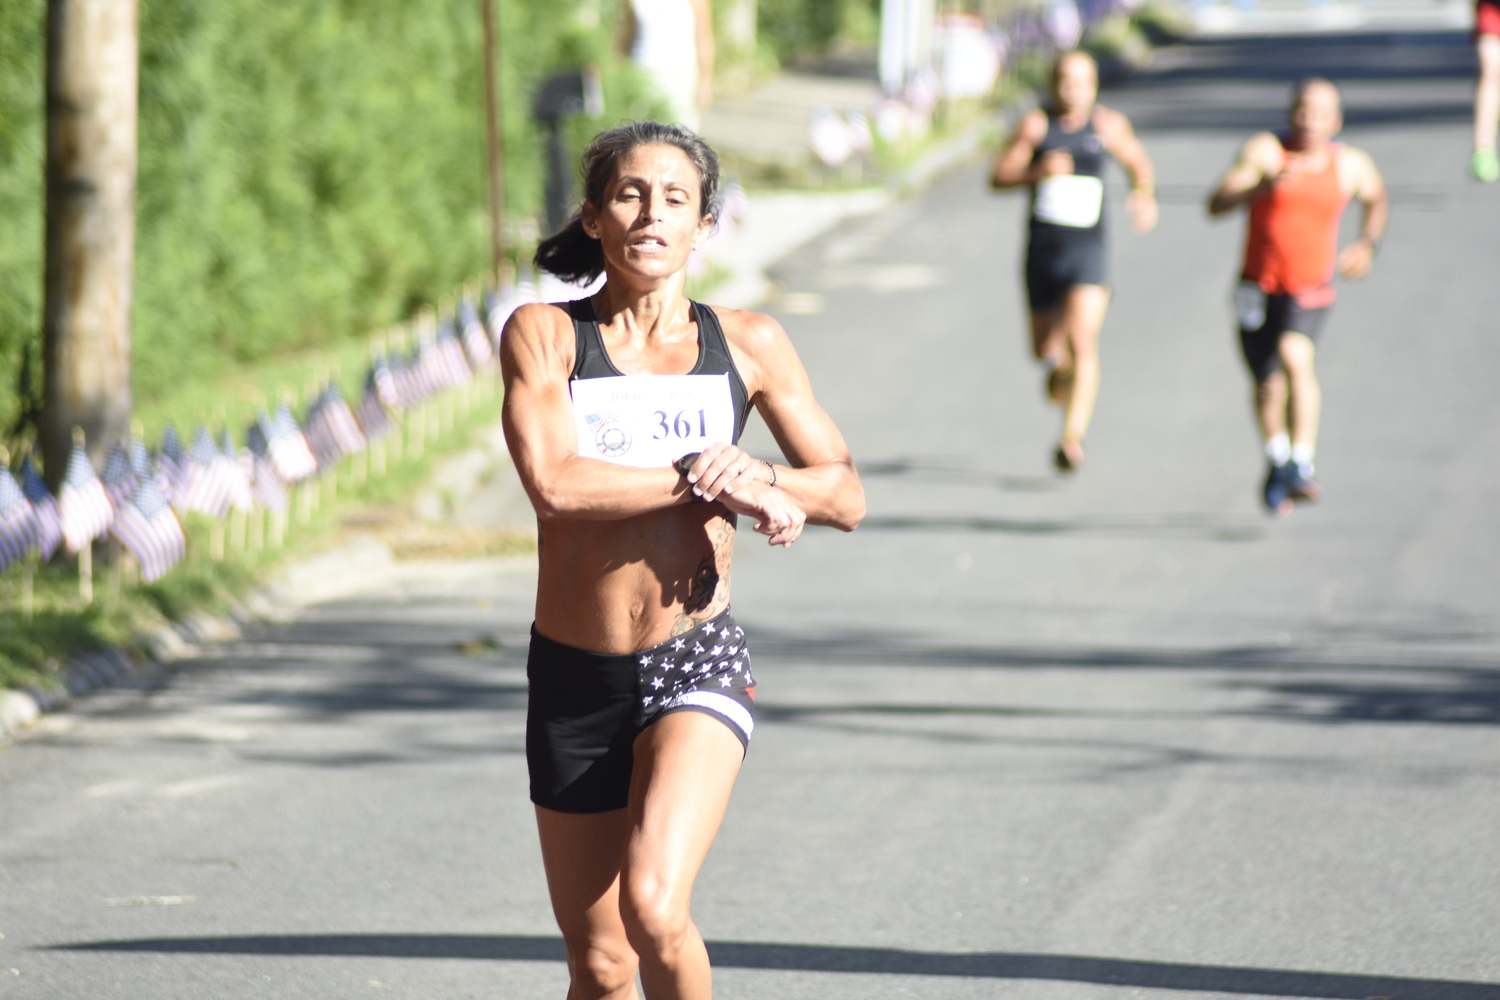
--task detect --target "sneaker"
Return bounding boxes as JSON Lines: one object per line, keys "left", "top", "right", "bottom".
{"left": 1286, "top": 462, "right": 1322, "bottom": 502}
{"left": 1262, "top": 461, "right": 1294, "bottom": 516}
{"left": 1473, "top": 148, "right": 1499, "bottom": 183}
{"left": 1053, "top": 439, "right": 1084, "bottom": 473}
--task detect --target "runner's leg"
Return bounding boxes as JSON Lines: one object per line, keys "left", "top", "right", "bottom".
{"left": 1030, "top": 306, "right": 1071, "bottom": 404}
{"left": 1475, "top": 34, "right": 1500, "bottom": 159}
{"left": 1059, "top": 284, "right": 1111, "bottom": 453}
{"left": 1253, "top": 369, "right": 1289, "bottom": 442}
{"left": 1278, "top": 332, "right": 1320, "bottom": 453}
{"left": 534, "top": 807, "right": 640, "bottom": 1000}
{"left": 620, "top": 711, "right": 744, "bottom": 1000}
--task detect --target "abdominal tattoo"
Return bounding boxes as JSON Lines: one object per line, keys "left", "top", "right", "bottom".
{"left": 671, "top": 516, "right": 735, "bottom": 634}
{"left": 682, "top": 558, "right": 720, "bottom": 614}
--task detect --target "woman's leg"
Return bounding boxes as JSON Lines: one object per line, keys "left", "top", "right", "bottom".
{"left": 1030, "top": 306, "right": 1072, "bottom": 404}
{"left": 1058, "top": 284, "right": 1111, "bottom": 455}
{"left": 535, "top": 806, "right": 640, "bottom": 1000}
{"left": 619, "top": 711, "right": 745, "bottom": 1000}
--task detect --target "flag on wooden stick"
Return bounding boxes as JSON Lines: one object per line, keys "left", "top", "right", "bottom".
{"left": 59, "top": 444, "right": 113, "bottom": 554}
{"left": 20, "top": 458, "right": 62, "bottom": 561}
{"left": 111, "top": 472, "right": 186, "bottom": 583}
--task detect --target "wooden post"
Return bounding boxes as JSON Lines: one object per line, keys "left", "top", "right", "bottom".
{"left": 79, "top": 538, "right": 92, "bottom": 605}
{"left": 40, "top": 0, "right": 140, "bottom": 483}
{"left": 22, "top": 558, "right": 35, "bottom": 620}
{"left": 481, "top": 0, "right": 507, "bottom": 284}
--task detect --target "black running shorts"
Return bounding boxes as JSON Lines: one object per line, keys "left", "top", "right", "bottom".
{"left": 1236, "top": 281, "right": 1332, "bottom": 383}
{"left": 1025, "top": 236, "right": 1108, "bottom": 311}
{"left": 526, "top": 610, "right": 756, "bottom": 814}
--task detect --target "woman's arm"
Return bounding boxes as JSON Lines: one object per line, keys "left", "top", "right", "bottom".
{"left": 990, "top": 110, "right": 1056, "bottom": 189}
{"left": 1095, "top": 106, "right": 1157, "bottom": 233}
{"left": 689, "top": 310, "right": 865, "bottom": 533}
{"left": 500, "top": 303, "right": 692, "bottom": 521}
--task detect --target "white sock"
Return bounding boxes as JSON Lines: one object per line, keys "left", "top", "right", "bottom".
{"left": 1291, "top": 443, "right": 1315, "bottom": 474}
{"left": 1265, "top": 432, "right": 1291, "bottom": 465}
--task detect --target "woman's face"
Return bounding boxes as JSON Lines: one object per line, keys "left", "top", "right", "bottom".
{"left": 583, "top": 143, "right": 713, "bottom": 282}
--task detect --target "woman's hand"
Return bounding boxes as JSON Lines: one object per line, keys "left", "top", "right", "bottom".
{"left": 681, "top": 444, "right": 805, "bottom": 546}
{"left": 681, "top": 442, "right": 772, "bottom": 502}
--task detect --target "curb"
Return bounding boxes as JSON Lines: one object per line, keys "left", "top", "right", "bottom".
{"left": 0, "top": 533, "right": 402, "bottom": 741}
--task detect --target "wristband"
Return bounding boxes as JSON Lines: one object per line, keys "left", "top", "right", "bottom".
{"left": 675, "top": 452, "right": 708, "bottom": 503}
{"left": 763, "top": 460, "right": 777, "bottom": 487}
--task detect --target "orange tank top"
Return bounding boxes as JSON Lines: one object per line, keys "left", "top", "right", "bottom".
{"left": 1241, "top": 139, "right": 1348, "bottom": 299}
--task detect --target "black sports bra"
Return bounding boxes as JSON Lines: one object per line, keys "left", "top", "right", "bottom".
{"left": 568, "top": 298, "right": 752, "bottom": 443}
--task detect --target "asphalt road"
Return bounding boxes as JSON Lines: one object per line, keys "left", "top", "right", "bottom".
{"left": 3, "top": 30, "right": 1499, "bottom": 1000}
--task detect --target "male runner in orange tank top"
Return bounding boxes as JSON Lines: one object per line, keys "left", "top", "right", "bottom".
{"left": 1208, "top": 78, "right": 1388, "bottom": 516}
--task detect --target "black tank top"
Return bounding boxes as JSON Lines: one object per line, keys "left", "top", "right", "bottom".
{"left": 568, "top": 298, "right": 752, "bottom": 444}
{"left": 1028, "top": 111, "right": 1109, "bottom": 244}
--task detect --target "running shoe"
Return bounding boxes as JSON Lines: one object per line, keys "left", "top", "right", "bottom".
{"left": 1473, "top": 148, "right": 1499, "bottom": 183}
{"left": 1286, "top": 462, "right": 1322, "bottom": 502}
{"left": 1262, "top": 461, "right": 1294, "bottom": 516}
{"left": 1053, "top": 439, "right": 1084, "bottom": 474}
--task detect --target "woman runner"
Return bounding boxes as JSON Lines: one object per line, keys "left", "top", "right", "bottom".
{"left": 990, "top": 50, "right": 1157, "bottom": 472}
{"left": 501, "top": 121, "right": 866, "bottom": 999}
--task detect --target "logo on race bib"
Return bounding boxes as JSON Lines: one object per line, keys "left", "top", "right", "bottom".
{"left": 594, "top": 420, "right": 631, "bottom": 458}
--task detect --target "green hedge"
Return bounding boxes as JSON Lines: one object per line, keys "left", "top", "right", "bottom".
{"left": 0, "top": 0, "right": 663, "bottom": 437}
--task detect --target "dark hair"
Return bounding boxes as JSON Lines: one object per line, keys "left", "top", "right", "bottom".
{"left": 534, "top": 121, "right": 721, "bottom": 285}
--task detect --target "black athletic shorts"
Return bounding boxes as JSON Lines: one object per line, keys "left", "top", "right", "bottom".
{"left": 1025, "top": 236, "right": 1108, "bottom": 311}
{"left": 1236, "top": 280, "right": 1333, "bottom": 383}
{"left": 526, "top": 609, "right": 756, "bottom": 814}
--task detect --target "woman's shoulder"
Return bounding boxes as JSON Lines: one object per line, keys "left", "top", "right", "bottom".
{"left": 501, "top": 301, "right": 579, "bottom": 371}
{"left": 703, "top": 304, "right": 788, "bottom": 354}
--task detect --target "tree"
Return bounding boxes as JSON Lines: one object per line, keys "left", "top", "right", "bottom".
{"left": 40, "top": 0, "right": 137, "bottom": 483}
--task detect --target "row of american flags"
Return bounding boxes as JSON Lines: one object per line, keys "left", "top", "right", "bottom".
{"left": 0, "top": 279, "right": 548, "bottom": 589}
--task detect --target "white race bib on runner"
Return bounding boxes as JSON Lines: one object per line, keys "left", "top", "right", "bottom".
{"left": 571, "top": 373, "right": 735, "bottom": 469}
{"left": 1234, "top": 280, "right": 1267, "bottom": 330}
{"left": 1032, "top": 175, "right": 1105, "bottom": 228}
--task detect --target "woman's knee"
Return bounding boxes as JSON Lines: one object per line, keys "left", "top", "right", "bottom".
{"left": 620, "top": 878, "right": 692, "bottom": 958}
{"left": 565, "top": 937, "right": 639, "bottom": 995}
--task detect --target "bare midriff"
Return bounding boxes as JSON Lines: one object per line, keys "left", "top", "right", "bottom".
{"left": 533, "top": 503, "right": 738, "bottom": 655}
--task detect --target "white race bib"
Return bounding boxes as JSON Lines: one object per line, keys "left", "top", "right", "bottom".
{"left": 571, "top": 373, "right": 734, "bottom": 469}
{"left": 1033, "top": 175, "right": 1104, "bottom": 228}
{"left": 1234, "top": 280, "right": 1267, "bottom": 330}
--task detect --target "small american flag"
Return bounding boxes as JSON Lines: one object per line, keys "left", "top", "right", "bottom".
{"left": 176, "top": 425, "right": 236, "bottom": 518}
{"left": 101, "top": 444, "right": 136, "bottom": 507}
{"left": 158, "top": 422, "right": 186, "bottom": 499}
{"left": 0, "top": 465, "right": 37, "bottom": 572}
{"left": 111, "top": 472, "right": 186, "bottom": 583}
{"left": 59, "top": 444, "right": 113, "bottom": 554}
{"left": 20, "top": 458, "right": 62, "bottom": 560}
{"left": 458, "top": 298, "right": 495, "bottom": 369}
{"left": 253, "top": 407, "right": 318, "bottom": 484}
{"left": 369, "top": 356, "right": 399, "bottom": 409}
{"left": 355, "top": 387, "right": 392, "bottom": 439}
{"left": 319, "top": 382, "right": 367, "bottom": 456}
{"left": 250, "top": 453, "right": 289, "bottom": 512}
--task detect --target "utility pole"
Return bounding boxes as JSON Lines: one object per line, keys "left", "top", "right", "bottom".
{"left": 480, "top": 0, "right": 507, "bottom": 285}
{"left": 40, "top": 0, "right": 139, "bottom": 485}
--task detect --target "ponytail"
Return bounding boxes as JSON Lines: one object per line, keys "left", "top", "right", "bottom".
{"left": 534, "top": 215, "right": 606, "bottom": 285}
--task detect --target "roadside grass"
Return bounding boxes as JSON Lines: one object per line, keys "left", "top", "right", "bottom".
{"left": 1, "top": 373, "right": 532, "bottom": 693}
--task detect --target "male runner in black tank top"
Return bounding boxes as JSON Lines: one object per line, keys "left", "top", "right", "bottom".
{"left": 991, "top": 50, "right": 1157, "bottom": 471}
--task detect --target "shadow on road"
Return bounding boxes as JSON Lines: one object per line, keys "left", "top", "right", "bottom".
{"left": 52, "top": 933, "right": 1500, "bottom": 998}
{"left": 1109, "top": 31, "right": 1476, "bottom": 129}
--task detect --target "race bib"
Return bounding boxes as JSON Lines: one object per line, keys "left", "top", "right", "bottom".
{"left": 571, "top": 373, "right": 734, "bottom": 469}
{"left": 1234, "top": 280, "right": 1267, "bottom": 330}
{"left": 1033, "top": 175, "right": 1104, "bottom": 228}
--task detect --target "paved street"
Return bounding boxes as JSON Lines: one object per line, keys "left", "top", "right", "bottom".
{"left": 3, "top": 30, "right": 1500, "bottom": 1000}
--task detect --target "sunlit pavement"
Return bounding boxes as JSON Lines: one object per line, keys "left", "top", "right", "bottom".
{"left": 3, "top": 30, "right": 1499, "bottom": 1000}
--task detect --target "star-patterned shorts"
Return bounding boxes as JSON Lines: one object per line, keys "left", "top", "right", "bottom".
{"left": 526, "top": 610, "right": 756, "bottom": 814}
